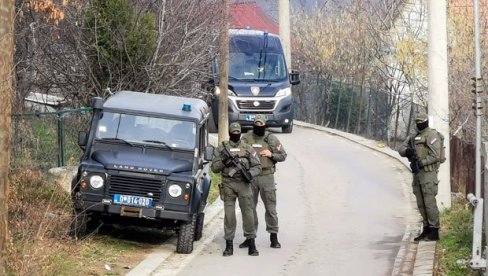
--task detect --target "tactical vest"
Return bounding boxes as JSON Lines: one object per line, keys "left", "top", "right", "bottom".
{"left": 414, "top": 129, "right": 443, "bottom": 172}
{"left": 221, "top": 142, "right": 249, "bottom": 177}
{"left": 245, "top": 132, "right": 275, "bottom": 171}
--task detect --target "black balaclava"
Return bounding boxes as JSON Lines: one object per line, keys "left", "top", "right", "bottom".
{"left": 229, "top": 133, "right": 241, "bottom": 143}
{"left": 416, "top": 120, "right": 429, "bottom": 131}
{"left": 253, "top": 125, "right": 266, "bottom": 136}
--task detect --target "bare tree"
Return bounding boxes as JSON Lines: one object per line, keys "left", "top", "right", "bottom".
{"left": 0, "top": 1, "right": 14, "bottom": 273}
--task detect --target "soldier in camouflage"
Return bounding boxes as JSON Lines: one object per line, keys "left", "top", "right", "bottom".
{"left": 211, "top": 122, "right": 262, "bottom": 256}
{"left": 398, "top": 113, "right": 445, "bottom": 241}
{"left": 239, "top": 114, "right": 287, "bottom": 249}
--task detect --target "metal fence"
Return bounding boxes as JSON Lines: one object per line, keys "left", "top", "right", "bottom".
{"left": 292, "top": 72, "right": 478, "bottom": 194}
{"left": 11, "top": 108, "right": 92, "bottom": 171}
{"left": 292, "top": 74, "right": 424, "bottom": 146}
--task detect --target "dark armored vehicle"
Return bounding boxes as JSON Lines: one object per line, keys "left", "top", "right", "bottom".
{"left": 71, "top": 91, "right": 213, "bottom": 254}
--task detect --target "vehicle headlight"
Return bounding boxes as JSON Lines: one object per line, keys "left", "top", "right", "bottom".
{"left": 215, "top": 87, "right": 236, "bottom": 96}
{"left": 168, "top": 184, "right": 183, "bottom": 197}
{"left": 275, "top": 87, "right": 291, "bottom": 97}
{"left": 89, "top": 175, "right": 104, "bottom": 189}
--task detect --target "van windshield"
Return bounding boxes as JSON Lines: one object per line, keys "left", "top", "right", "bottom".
{"left": 95, "top": 112, "right": 196, "bottom": 150}
{"left": 227, "top": 35, "right": 288, "bottom": 82}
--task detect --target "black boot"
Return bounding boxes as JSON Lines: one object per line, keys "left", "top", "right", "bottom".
{"left": 425, "top": 228, "right": 439, "bottom": 241}
{"left": 414, "top": 226, "right": 430, "bottom": 242}
{"left": 239, "top": 239, "right": 250, "bottom": 248}
{"left": 248, "top": 238, "right": 259, "bottom": 256}
{"left": 223, "top": 240, "right": 233, "bottom": 256}
{"left": 270, "top": 233, "right": 281, "bottom": 248}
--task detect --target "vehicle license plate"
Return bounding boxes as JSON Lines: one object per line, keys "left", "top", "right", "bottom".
{"left": 113, "top": 194, "right": 153, "bottom": 208}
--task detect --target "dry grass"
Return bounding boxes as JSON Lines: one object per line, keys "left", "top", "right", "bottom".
{"left": 7, "top": 168, "right": 74, "bottom": 275}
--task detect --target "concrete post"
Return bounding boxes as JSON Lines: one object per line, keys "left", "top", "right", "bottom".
{"left": 279, "top": 0, "right": 291, "bottom": 71}
{"left": 427, "top": 0, "right": 451, "bottom": 209}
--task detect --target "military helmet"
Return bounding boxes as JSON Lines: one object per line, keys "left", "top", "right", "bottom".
{"left": 254, "top": 114, "right": 266, "bottom": 126}
{"left": 229, "top": 122, "right": 241, "bottom": 134}
{"left": 415, "top": 112, "right": 428, "bottom": 123}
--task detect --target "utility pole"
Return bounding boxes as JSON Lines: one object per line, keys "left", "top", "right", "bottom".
{"left": 468, "top": 0, "right": 487, "bottom": 272}
{"left": 0, "top": 1, "right": 14, "bottom": 273}
{"left": 279, "top": 0, "right": 291, "bottom": 72}
{"left": 427, "top": 0, "right": 451, "bottom": 209}
{"left": 218, "top": 0, "right": 229, "bottom": 142}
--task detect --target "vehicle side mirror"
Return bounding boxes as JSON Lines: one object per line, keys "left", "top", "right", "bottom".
{"left": 91, "top": 97, "right": 103, "bottom": 110}
{"left": 289, "top": 70, "right": 300, "bottom": 85}
{"left": 204, "top": 146, "right": 214, "bottom": 161}
{"left": 78, "top": 131, "right": 87, "bottom": 149}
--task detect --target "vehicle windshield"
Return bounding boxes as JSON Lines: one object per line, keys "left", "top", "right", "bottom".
{"left": 95, "top": 112, "right": 196, "bottom": 150}
{"left": 226, "top": 34, "right": 288, "bottom": 82}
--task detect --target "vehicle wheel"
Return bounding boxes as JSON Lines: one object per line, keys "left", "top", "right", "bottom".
{"left": 282, "top": 120, "right": 293, "bottom": 133}
{"left": 194, "top": 212, "right": 205, "bottom": 241}
{"left": 176, "top": 214, "right": 196, "bottom": 254}
{"left": 69, "top": 209, "right": 88, "bottom": 239}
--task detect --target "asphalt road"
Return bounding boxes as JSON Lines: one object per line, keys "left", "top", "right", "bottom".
{"left": 148, "top": 125, "right": 413, "bottom": 276}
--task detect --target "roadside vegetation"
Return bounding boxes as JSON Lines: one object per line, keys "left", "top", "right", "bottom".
{"left": 435, "top": 196, "right": 475, "bottom": 276}
{"left": 6, "top": 150, "right": 221, "bottom": 275}
{"left": 6, "top": 165, "right": 170, "bottom": 275}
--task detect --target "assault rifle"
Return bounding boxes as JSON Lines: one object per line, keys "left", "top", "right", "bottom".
{"left": 408, "top": 137, "right": 421, "bottom": 174}
{"left": 221, "top": 146, "right": 253, "bottom": 183}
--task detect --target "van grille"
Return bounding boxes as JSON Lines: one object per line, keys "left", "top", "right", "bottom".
{"left": 108, "top": 174, "right": 163, "bottom": 201}
{"left": 236, "top": 100, "right": 275, "bottom": 110}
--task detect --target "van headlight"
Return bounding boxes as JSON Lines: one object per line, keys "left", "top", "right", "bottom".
{"left": 89, "top": 175, "right": 104, "bottom": 189}
{"left": 275, "top": 87, "right": 291, "bottom": 97}
{"left": 215, "top": 87, "right": 236, "bottom": 96}
{"left": 168, "top": 184, "right": 183, "bottom": 197}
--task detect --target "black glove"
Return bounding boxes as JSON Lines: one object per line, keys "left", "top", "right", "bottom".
{"left": 405, "top": 148, "right": 414, "bottom": 158}
{"left": 220, "top": 153, "right": 233, "bottom": 167}
{"left": 223, "top": 158, "right": 233, "bottom": 167}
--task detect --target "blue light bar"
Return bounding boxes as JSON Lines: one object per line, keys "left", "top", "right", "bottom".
{"left": 182, "top": 104, "right": 191, "bottom": 111}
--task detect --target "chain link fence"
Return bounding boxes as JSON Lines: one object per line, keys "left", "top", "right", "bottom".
{"left": 11, "top": 108, "right": 92, "bottom": 172}
{"left": 292, "top": 72, "right": 479, "bottom": 195}
{"left": 292, "top": 74, "right": 425, "bottom": 146}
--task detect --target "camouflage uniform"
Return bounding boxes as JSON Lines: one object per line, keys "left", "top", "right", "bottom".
{"left": 241, "top": 114, "right": 287, "bottom": 248}
{"left": 398, "top": 113, "right": 445, "bottom": 241}
{"left": 211, "top": 122, "right": 261, "bottom": 256}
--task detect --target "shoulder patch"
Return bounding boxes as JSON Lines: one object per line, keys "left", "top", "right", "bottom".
{"left": 276, "top": 143, "right": 282, "bottom": 151}
{"left": 430, "top": 137, "right": 437, "bottom": 145}
{"left": 251, "top": 150, "right": 257, "bottom": 158}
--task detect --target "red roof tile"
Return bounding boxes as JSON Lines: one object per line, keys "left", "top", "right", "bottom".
{"left": 229, "top": 2, "right": 279, "bottom": 34}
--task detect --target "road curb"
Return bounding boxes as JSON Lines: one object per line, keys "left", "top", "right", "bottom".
{"left": 126, "top": 199, "right": 224, "bottom": 275}
{"left": 127, "top": 134, "right": 224, "bottom": 275}
{"left": 293, "top": 120, "right": 433, "bottom": 276}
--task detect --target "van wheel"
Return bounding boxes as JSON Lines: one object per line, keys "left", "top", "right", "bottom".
{"left": 194, "top": 213, "right": 205, "bottom": 241}
{"left": 282, "top": 120, "right": 293, "bottom": 133}
{"left": 176, "top": 214, "right": 196, "bottom": 254}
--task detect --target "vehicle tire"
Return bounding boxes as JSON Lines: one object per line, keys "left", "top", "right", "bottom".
{"left": 69, "top": 209, "right": 88, "bottom": 239}
{"left": 282, "top": 120, "right": 293, "bottom": 133}
{"left": 194, "top": 212, "right": 205, "bottom": 241}
{"left": 176, "top": 214, "right": 196, "bottom": 254}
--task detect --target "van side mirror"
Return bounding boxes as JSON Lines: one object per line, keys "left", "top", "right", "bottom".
{"left": 78, "top": 131, "right": 87, "bottom": 149}
{"left": 289, "top": 70, "right": 300, "bottom": 85}
{"left": 204, "top": 146, "right": 214, "bottom": 161}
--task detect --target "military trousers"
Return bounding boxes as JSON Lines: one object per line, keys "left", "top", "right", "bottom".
{"left": 412, "top": 170, "right": 440, "bottom": 228}
{"left": 222, "top": 179, "right": 256, "bottom": 241}
{"left": 251, "top": 173, "right": 279, "bottom": 233}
